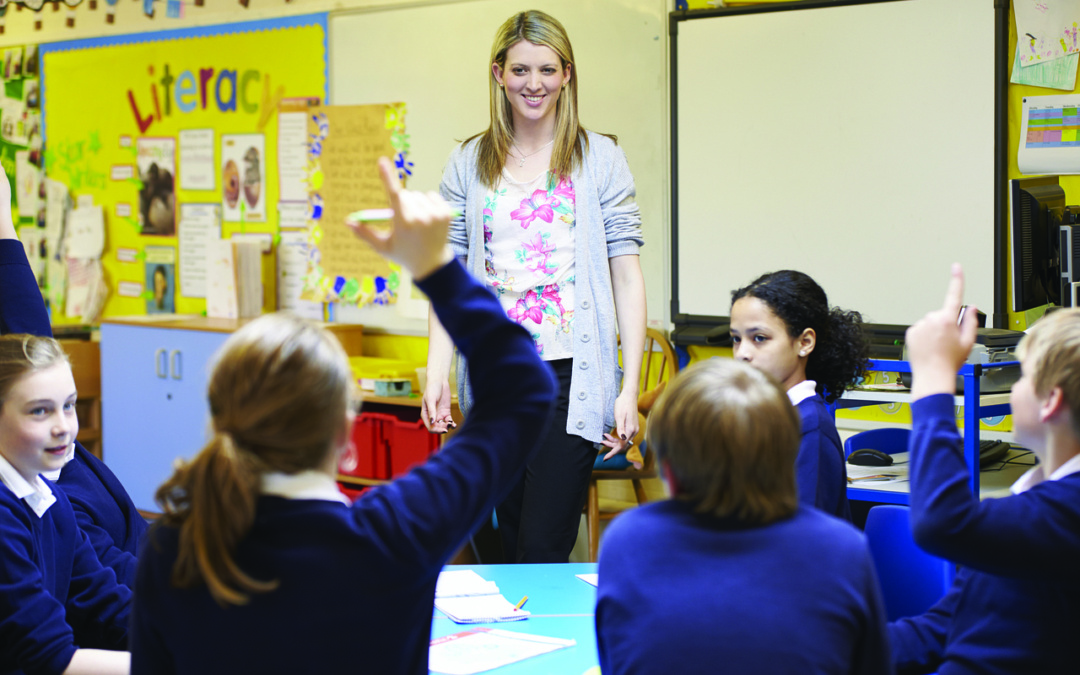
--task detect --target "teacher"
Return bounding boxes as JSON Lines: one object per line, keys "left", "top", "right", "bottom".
{"left": 424, "top": 9, "right": 646, "bottom": 564}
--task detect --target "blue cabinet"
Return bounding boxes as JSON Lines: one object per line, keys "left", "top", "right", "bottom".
{"left": 101, "top": 322, "right": 229, "bottom": 513}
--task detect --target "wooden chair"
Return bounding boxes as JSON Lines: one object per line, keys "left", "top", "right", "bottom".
{"left": 584, "top": 327, "right": 678, "bottom": 562}
{"left": 59, "top": 338, "right": 102, "bottom": 460}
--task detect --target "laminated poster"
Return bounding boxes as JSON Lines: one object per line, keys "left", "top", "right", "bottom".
{"left": 136, "top": 137, "right": 177, "bottom": 236}
{"left": 221, "top": 134, "right": 266, "bottom": 223}
{"left": 145, "top": 246, "right": 177, "bottom": 314}
{"left": 303, "top": 102, "right": 408, "bottom": 307}
{"left": 1018, "top": 94, "right": 1080, "bottom": 174}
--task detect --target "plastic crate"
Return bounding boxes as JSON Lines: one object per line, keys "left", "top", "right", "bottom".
{"left": 383, "top": 409, "right": 440, "bottom": 478}
{"left": 339, "top": 411, "right": 396, "bottom": 480}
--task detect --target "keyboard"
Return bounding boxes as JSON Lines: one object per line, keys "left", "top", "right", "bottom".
{"left": 978, "top": 439, "right": 1011, "bottom": 467}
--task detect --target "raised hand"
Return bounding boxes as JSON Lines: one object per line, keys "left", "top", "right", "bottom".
{"left": 346, "top": 157, "right": 453, "bottom": 280}
{"left": 905, "top": 263, "right": 979, "bottom": 400}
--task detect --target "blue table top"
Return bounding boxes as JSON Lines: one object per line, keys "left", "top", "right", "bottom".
{"left": 430, "top": 563, "right": 599, "bottom": 675}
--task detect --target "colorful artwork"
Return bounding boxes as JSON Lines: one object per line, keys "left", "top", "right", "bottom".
{"left": 1017, "top": 0, "right": 1080, "bottom": 67}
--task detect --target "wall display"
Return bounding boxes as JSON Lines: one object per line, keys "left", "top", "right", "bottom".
{"left": 40, "top": 14, "right": 328, "bottom": 319}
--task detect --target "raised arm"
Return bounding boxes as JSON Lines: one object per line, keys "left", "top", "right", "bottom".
{"left": 0, "top": 170, "right": 52, "bottom": 336}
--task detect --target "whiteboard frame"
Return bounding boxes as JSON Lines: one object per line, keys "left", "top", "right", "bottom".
{"left": 668, "top": 0, "right": 1009, "bottom": 342}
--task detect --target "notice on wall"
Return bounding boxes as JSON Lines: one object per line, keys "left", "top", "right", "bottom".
{"left": 179, "top": 129, "right": 215, "bottom": 191}
{"left": 221, "top": 133, "right": 266, "bottom": 222}
{"left": 1018, "top": 94, "right": 1080, "bottom": 174}
{"left": 178, "top": 203, "right": 221, "bottom": 298}
{"left": 136, "top": 137, "right": 177, "bottom": 236}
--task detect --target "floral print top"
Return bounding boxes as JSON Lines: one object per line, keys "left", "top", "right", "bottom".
{"left": 484, "top": 169, "right": 576, "bottom": 359}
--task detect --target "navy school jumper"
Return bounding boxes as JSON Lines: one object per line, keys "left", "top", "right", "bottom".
{"left": 795, "top": 394, "right": 852, "bottom": 522}
{"left": 0, "top": 479, "right": 131, "bottom": 675}
{"left": 0, "top": 239, "right": 148, "bottom": 588}
{"left": 889, "top": 394, "right": 1080, "bottom": 674}
{"left": 130, "top": 260, "right": 557, "bottom": 674}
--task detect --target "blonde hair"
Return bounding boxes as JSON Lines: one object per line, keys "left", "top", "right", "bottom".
{"left": 1018, "top": 308, "right": 1080, "bottom": 438}
{"left": 0, "top": 334, "right": 69, "bottom": 408}
{"left": 473, "top": 10, "right": 591, "bottom": 188}
{"left": 647, "top": 359, "right": 800, "bottom": 524}
{"left": 155, "top": 313, "right": 355, "bottom": 607}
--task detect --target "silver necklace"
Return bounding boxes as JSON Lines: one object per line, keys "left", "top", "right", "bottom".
{"left": 510, "top": 139, "right": 555, "bottom": 167}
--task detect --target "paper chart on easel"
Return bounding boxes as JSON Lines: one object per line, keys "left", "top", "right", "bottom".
{"left": 1018, "top": 94, "right": 1080, "bottom": 174}
{"left": 303, "top": 102, "right": 408, "bottom": 307}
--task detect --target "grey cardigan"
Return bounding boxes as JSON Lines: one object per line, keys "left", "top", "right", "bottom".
{"left": 439, "top": 131, "right": 644, "bottom": 443}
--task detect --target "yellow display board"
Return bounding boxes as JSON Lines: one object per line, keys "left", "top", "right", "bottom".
{"left": 40, "top": 14, "right": 327, "bottom": 320}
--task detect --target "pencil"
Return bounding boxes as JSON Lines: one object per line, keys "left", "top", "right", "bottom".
{"left": 514, "top": 596, "right": 528, "bottom": 610}
{"left": 346, "top": 207, "right": 463, "bottom": 222}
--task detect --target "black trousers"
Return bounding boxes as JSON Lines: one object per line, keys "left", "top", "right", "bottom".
{"left": 495, "top": 358, "right": 598, "bottom": 563}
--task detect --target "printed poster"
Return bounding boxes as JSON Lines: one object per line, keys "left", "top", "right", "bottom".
{"left": 178, "top": 129, "right": 215, "bottom": 191}
{"left": 136, "top": 137, "right": 177, "bottom": 236}
{"left": 221, "top": 133, "right": 266, "bottom": 222}
{"left": 1018, "top": 94, "right": 1080, "bottom": 174}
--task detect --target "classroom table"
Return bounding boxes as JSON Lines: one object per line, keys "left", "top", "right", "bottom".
{"left": 430, "top": 563, "right": 599, "bottom": 675}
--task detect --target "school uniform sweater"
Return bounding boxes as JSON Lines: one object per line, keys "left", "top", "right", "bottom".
{"left": 794, "top": 392, "right": 852, "bottom": 521}
{"left": 0, "top": 479, "right": 131, "bottom": 675}
{"left": 0, "top": 238, "right": 147, "bottom": 587}
{"left": 888, "top": 394, "right": 1080, "bottom": 675}
{"left": 596, "top": 500, "right": 892, "bottom": 675}
{"left": 129, "top": 259, "right": 557, "bottom": 675}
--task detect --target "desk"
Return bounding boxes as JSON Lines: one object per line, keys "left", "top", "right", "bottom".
{"left": 431, "top": 563, "right": 599, "bottom": 675}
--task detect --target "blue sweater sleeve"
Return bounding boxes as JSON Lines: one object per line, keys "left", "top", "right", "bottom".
{"left": 887, "top": 569, "right": 965, "bottom": 675}
{"left": 350, "top": 259, "right": 556, "bottom": 573}
{"left": 0, "top": 238, "right": 52, "bottom": 336}
{"left": 909, "top": 394, "right": 1080, "bottom": 576}
{"left": 62, "top": 524, "right": 131, "bottom": 651}
{"left": 853, "top": 545, "right": 895, "bottom": 675}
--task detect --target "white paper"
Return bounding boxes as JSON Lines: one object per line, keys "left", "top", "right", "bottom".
{"left": 1018, "top": 94, "right": 1080, "bottom": 174}
{"left": 65, "top": 257, "right": 97, "bottom": 318}
{"left": 17, "top": 226, "right": 44, "bottom": 282}
{"left": 179, "top": 129, "right": 215, "bottom": 191}
{"left": 1016, "top": 0, "right": 1080, "bottom": 67}
{"left": 221, "top": 133, "right": 266, "bottom": 222}
{"left": 575, "top": 574, "right": 598, "bottom": 587}
{"left": 1, "top": 96, "right": 28, "bottom": 146}
{"left": 429, "top": 629, "right": 575, "bottom": 675}
{"left": 66, "top": 206, "right": 105, "bottom": 259}
{"left": 206, "top": 239, "right": 239, "bottom": 320}
{"left": 276, "top": 230, "right": 323, "bottom": 319}
{"left": 44, "top": 179, "right": 69, "bottom": 253}
{"left": 178, "top": 204, "right": 220, "bottom": 298}
{"left": 277, "top": 201, "right": 308, "bottom": 230}
{"left": 433, "top": 570, "right": 528, "bottom": 624}
{"left": 435, "top": 571, "right": 501, "bottom": 599}
{"left": 14, "top": 150, "right": 40, "bottom": 219}
{"left": 277, "top": 111, "right": 309, "bottom": 202}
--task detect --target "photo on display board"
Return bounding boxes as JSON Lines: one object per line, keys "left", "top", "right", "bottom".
{"left": 3, "top": 48, "right": 22, "bottom": 80}
{"left": 136, "top": 137, "right": 177, "bottom": 236}
{"left": 23, "top": 46, "right": 38, "bottom": 78}
{"left": 221, "top": 134, "right": 266, "bottom": 222}
{"left": 24, "top": 80, "right": 39, "bottom": 109}
{"left": 145, "top": 246, "right": 177, "bottom": 314}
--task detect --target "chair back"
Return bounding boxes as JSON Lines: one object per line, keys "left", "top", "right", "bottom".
{"left": 843, "top": 427, "right": 909, "bottom": 459}
{"left": 864, "top": 505, "right": 954, "bottom": 621}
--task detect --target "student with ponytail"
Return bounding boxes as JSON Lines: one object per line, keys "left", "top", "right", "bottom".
{"left": 129, "top": 158, "right": 556, "bottom": 674}
{"left": 729, "top": 270, "right": 868, "bottom": 520}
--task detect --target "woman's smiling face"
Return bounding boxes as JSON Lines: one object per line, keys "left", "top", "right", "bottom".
{"left": 493, "top": 40, "right": 571, "bottom": 130}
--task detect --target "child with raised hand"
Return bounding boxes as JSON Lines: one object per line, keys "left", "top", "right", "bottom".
{"left": 889, "top": 266, "right": 1080, "bottom": 675}
{"left": 0, "top": 171, "right": 147, "bottom": 588}
{"left": 129, "top": 158, "right": 557, "bottom": 674}
{"left": 0, "top": 332, "right": 131, "bottom": 674}
{"left": 596, "top": 358, "right": 890, "bottom": 675}
{"left": 730, "top": 270, "right": 868, "bottom": 520}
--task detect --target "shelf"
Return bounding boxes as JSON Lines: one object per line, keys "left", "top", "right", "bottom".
{"left": 842, "top": 389, "right": 1012, "bottom": 408}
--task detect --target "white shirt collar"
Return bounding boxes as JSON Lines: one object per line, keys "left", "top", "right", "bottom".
{"left": 787, "top": 379, "right": 818, "bottom": 406}
{"left": 0, "top": 453, "right": 57, "bottom": 518}
{"left": 1011, "top": 452, "right": 1080, "bottom": 495}
{"left": 41, "top": 443, "right": 76, "bottom": 483}
{"left": 261, "top": 469, "right": 350, "bottom": 506}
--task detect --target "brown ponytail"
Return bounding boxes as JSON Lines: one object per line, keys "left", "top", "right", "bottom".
{"left": 154, "top": 313, "right": 355, "bottom": 607}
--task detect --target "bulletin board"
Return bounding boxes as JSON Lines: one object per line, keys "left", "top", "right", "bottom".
{"left": 39, "top": 14, "right": 328, "bottom": 320}
{"left": 672, "top": 0, "right": 1001, "bottom": 328}
{"left": 329, "top": 0, "right": 669, "bottom": 333}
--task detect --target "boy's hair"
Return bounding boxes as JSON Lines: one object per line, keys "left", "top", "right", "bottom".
{"left": 155, "top": 312, "right": 356, "bottom": 607}
{"left": 0, "top": 334, "right": 69, "bottom": 409}
{"left": 732, "top": 270, "right": 868, "bottom": 403}
{"left": 472, "top": 10, "right": 591, "bottom": 188}
{"left": 1018, "top": 308, "right": 1080, "bottom": 438}
{"left": 647, "top": 358, "right": 800, "bottom": 524}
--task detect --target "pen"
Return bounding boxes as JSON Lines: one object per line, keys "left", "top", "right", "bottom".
{"left": 346, "top": 207, "right": 463, "bottom": 222}
{"left": 957, "top": 305, "right": 968, "bottom": 326}
{"left": 513, "top": 596, "right": 528, "bottom": 610}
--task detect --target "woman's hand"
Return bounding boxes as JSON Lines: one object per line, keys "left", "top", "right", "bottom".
{"left": 421, "top": 380, "right": 457, "bottom": 434}
{"left": 601, "top": 389, "right": 640, "bottom": 460}
{"left": 906, "top": 263, "right": 979, "bottom": 401}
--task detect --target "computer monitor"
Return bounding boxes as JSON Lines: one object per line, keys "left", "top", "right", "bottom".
{"left": 1010, "top": 177, "right": 1066, "bottom": 312}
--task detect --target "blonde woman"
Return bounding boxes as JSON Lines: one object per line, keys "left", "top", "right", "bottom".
{"left": 426, "top": 10, "right": 647, "bottom": 563}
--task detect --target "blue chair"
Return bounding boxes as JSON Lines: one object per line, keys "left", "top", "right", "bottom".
{"left": 864, "top": 505, "right": 954, "bottom": 621}
{"left": 844, "top": 427, "right": 909, "bottom": 459}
